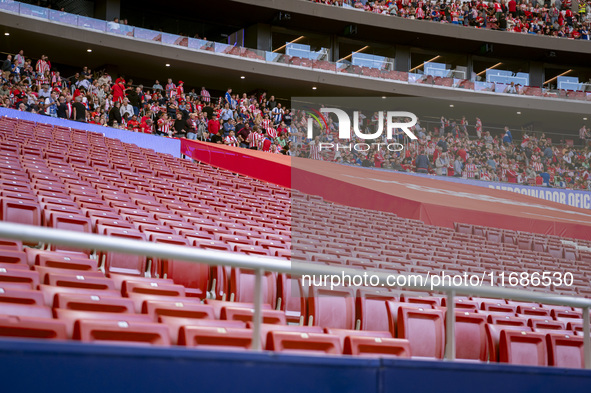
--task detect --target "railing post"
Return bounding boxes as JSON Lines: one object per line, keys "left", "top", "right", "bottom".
{"left": 251, "top": 268, "right": 264, "bottom": 352}
{"left": 584, "top": 306, "right": 590, "bottom": 369}
{"left": 445, "top": 290, "right": 456, "bottom": 360}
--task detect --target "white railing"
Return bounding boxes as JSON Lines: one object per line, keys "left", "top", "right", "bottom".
{"left": 0, "top": 221, "right": 589, "bottom": 367}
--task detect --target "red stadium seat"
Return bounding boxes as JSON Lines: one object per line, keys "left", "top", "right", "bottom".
{"left": 546, "top": 333, "right": 584, "bottom": 368}
{"left": 55, "top": 309, "right": 153, "bottom": 338}
{"left": 220, "top": 306, "right": 286, "bottom": 325}
{"left": 100, "top": 231, "right": 147, "bottom": 276}
{"left": 0, "top": 288, "right": 45, "bottom": 306}
{"left": 178, "top": 326, "right": 252, "bottom": 350}
{"left": 160, "top": 316, "right": 247, "bottom": 345}
{"left": 344, "top": 336, "right": 411, "bottom": 358}
{"left": 45, "top": 273, "right": 115, "bottom": 291}
{"left": 0, "top": 267, "right": 40, "bottom": 289}
{"left": 486, "top": 315, "right": 526, "bottom": 326}
{"left": 324, "top": 328, "right": 392, "bottom": 349}
{"left": 122, "top": 280, "right": 185, "bottom": 297}
{"left": 74, "top": 319, "right": 170, "bottom": 346}
{"left": 528, "top": 319, "right": 566, "bottom": 331}
{"left": 0, "top": 303, "right": 53, "bottom": 318}
{"left": 0, "top": 250, "right": 27, "bottom": 266}
{"left": 357, "top": 292, "right": 397, "bottom": 332}
{"left": 142, "top": 300, "right": 214, "bottom": 321}
{"left": 0, "top": 238, "right": 23, "bottom": 251}
{"left": 307, "top": 287, "right": 355, "bottom": 329}
{"left": 204, "top": 299, "right": 272, "bottom": 320}
{"left": 53, "top": 293, "right": 134, "bottom": 313}
{"left": 26, "top": 249, "right": 97, "bottom": 271}
{"left": 266, "top": 331, "right": 341, "bottom": 355}
{"left": 455, "top": 312, "right": 488, "bottom": 361}
{"left": 386, "top": 301, "right": 432, "bottom": 337}
{"left": 248, "top": 322, "right": 323, "bottom": 349}
{"left": 230, "top": 268, "right": 276, "bottom": 307}
{"left": 397, "top": 306, "right": 445, "bottom": 359}
{"left": 277, "top": 275, "right": 305, "bottom": 324}
{"left": 0, "top": 197, "right": 41, "bottom": 227}
{"left": 0, "top": 315, "right": 67, "bottom": 340}
{"left": 485, "top": 324, "right": 533, "bottom": 362}
{"left": 499, "top": 330, "right": 548, "bottom": 366}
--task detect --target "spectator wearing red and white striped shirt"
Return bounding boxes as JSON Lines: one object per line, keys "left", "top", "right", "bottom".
{"left": 224, "top": 131, "right": 238, "bottom": 147}
{"left": 200, "top": 87, "right": 210, "bottom": 103}
{"left": 247, "top": 126, "right": 262, "bottom": 150}
{"left": 157, "top": 113, "right": 171, "bottom": 136}
{"left": 35, "top": 55, "right": 49, "bottom": 76}
{"left": 309, "top": 136, "right": 322, "bottom": 160}
{"left": 261, "top": 115, "right": 272, "bottom": 130}
{"left": 464, "top": 158, "right": 477, "bottom": 179}
{"left": 165, "top": 78, "right": 176, "bottom": 99}
{"left": 475, "top": 117, "right": 482, "bottom": 139}
{"left": 266, "top": 127, "right": 277, "bottom": 139}
{"left": 532, "top": 156, "right": 544, "bottom": 173}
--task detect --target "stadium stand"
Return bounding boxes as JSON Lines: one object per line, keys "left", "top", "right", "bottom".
{"left": 310, "top": 0, "right": 591, "bottom": 40}
{"left": 3, "top": 45, "right": 591, "bottom": 190}
{"left": 0, "top": 2, "right": 590, "bottom": 391}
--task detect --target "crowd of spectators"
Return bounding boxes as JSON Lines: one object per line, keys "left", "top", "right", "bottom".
{"left": 312, "top": 0, "right": 591, "bottom": 39}
{"left": 1, "top": 50, "right": 590, "bottom": 190}
{"left": 294, "top": 111, "right": 591, "bottom": 190}
{"left": 0, "top": 50, "right": 296, "bottom": 155}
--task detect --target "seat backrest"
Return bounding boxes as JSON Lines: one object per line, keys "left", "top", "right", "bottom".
{"left": 230, "top": 268, "right": 276, "bottom": 308}
{"left": 277, "top": 275, "right": 305, "bottom": 324}
{"left": 142, "top": 300, "right": 214, "bottom": 321}
{"left": 74, "top": 319, "right": 170, "bottom": 346}
{"left": 266, "top": 331, "right": 341, "bottom": 355}
{"left": 0, "top": 315, "right": 67, "bottom": 340}
{"left": 485, "top": 324, "right": 532, "bottom": 362}
{"left": 499, "top": 330, "right": 548, "bottom": 366}
{"left": 343, "top": 336, "right": 411, "bottom": 358}
{"left": 307, "top": 287, "right": 355, "bottom": 329}
{"left": 178, "top": 326, "right": 252, "bottom": 350}
{"left": 546, "top": 333, "right": 584, "bottom": 369}
{"left": 53, "top": 293, "right": 134, "bottom": 313}
{"left": 220, "top": 306, "right": 286, "bottom": 325}
{"left": 386, "top": 301, "right": 431, "bottom": 337}
{"left": 325, "top": 328, "right": 392, "bottom": 349}
{"left": 102, "top": 231, "right": 147, "bottom": 276}
{"left": 455, "top": 312, "right": 487, "bottom": 361}
{"left": 1, "top": 198, "right": 41, "bottom": 227}
{"left": 357, "top": 293, "right": 396, "bottom": 332}
{"left": 397, "top": 306, "right": 445, "bottom": 359}
{"left": 248, "top": 323, "right": 323, "bottom": 349}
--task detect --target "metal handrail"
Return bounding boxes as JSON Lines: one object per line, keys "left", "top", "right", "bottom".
{"left": 0, "top": 221, "right": 589, "bottom": 368}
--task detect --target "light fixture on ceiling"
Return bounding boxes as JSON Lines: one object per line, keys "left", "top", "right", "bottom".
{"left": 312, "top": 86, "right": 317, "bottom": 90}
{"left": 240, "top": 76, "right": 245, "bottom": 79}
{"left": 87, "top": 49, "right": 92, "bottom": 52}
{"left": 165, "top": 63, "right": 170, "bottom": 67}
